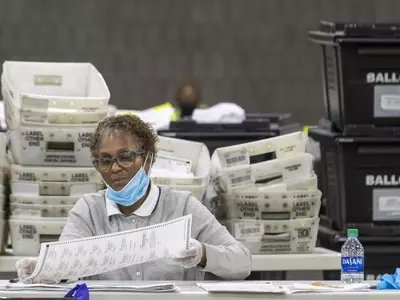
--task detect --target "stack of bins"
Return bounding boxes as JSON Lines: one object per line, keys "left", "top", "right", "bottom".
{"left": 150, "top": 136, "right": 210, "bottom": 202}
{"left": 210, "top": 132, "right": 322, "bottom": 254}
{"left": 0, "top": 133, "right": 7, "bottom": 253}
{"left": 1, "top": 61, "right": 110, "bottom": 256}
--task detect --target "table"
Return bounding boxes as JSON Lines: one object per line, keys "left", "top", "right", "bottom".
{"left": 0, "top": 247, "right": 341, "bottom": 275}
{"left": 0, "top": 281, "right": 398, "bottom": 300}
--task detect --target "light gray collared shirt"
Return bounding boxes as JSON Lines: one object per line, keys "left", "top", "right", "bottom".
{"left": 59, "top": 185, "right": 252, "bottom": 281}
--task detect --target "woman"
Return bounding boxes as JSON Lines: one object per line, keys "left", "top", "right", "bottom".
{"left": 16, "top": 114, "right": 252, "bottom": 282}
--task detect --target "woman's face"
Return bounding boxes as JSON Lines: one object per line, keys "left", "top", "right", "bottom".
{"left": 97, "top": 131, "right": 146, "bottom": 191}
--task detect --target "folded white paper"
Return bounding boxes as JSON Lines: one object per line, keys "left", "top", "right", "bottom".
{"left": 196, "top": 281, "right": 286, "bottom": 294}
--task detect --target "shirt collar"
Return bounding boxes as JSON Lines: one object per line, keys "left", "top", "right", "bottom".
{"left": 106, "top": 180, "right": 160, "bottom": 218}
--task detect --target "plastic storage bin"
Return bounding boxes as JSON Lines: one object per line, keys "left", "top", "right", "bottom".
{"left": 224, "top": 217, "right": 320, "bottom": 254}
{"left": 216, "top": 189, "right": 321, "bottom": 220}
{"left": 309, "top": 126, "right": 400, "bottom": 234}
{"left": 309, "top": 21, "right": 400, "bottom": 134}
{"left": 9, "top": 125, "right": 97, "bottom": 166}
{"left": 151, "top": 136, "right": 210, "bottom": 201}
{"left": 1, "top": 61, "right": 110, "bottom": 129}
{"left": 9, "top": 210, "right": 67, "bottom": 256}
{"left": 10, "top": 164, "right": 102, "bottom": 183}
{"left": 0, "top": 210, "right": 5, "bottom": 253}
{"left": 10, "top": 195, "right": 79, "bottom": 206}
{"left": 10, "top": 203, "right": 74, "bottom": 218}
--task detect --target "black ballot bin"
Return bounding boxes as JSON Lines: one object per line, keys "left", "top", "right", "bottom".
{"left": 158, "top": 113, "right": 302, "bottom": 156}
{"left": 319, "top": 224, "right": 400, "bottom": 280}
{"left": 309, "top": 21, "right": 400, "bottom": 134}
{"left": 309, "top": 126, "right": 400, "bottom": 235}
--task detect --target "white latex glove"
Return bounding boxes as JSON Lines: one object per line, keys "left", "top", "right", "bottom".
{"left": 15, "top": 257, "right": 38, "bottom": 283}
{"left": 16, "top": 257, "right": 64, "bottom": 284}
{"left": 171, "top": 238, "right": 204, "bottom": 268}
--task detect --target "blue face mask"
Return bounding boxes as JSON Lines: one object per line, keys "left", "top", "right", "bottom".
{"left": 106, "top": 153, "right": 152, "bottom": 207}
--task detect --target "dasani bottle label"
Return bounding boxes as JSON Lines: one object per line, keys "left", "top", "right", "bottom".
{"left": 341, "top": 256, "right": 364, "bottom": 273}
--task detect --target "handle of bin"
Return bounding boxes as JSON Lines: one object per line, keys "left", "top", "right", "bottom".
{"left": 262, "top": 233, "right": 291, "bottom": 240}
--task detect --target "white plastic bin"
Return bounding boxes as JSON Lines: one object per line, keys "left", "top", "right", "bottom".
{"left": 223, "top": 217, "right": 320, "bottom": 254}
{"left": 9, "top": 210, "right": 67, "bottom": 256}
{"left": 10, "top": 203, "right": 74, "bottom": 218}
{"left": 2, "top": 61, "right": 110, "bottom": 128}
{"left": 10, "top": 194, "right": 79, "bottom": 206}
{"left": 9, "top": 125, "right": 97, "bottom": 166}
{"left": 213, "top": 153, "right": 315, "bottom": 193}
{"left": 216, "top": 189, "right": 322, "bottom": 220}
{"left": 10, "top": 164, "right": 102, "bottom": 182}
{"left": 211, "top": 131, "right": 308, "bottom": 171}
{"left": 0, "top": 210, "right": 5, "bottom": 253}
{"left": 11, "top": 181, "right": 103, "bottom": 196}
{"left": 151, "top": 136, "right": 210, "bottom": 201}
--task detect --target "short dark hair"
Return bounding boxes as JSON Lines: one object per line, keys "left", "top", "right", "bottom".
{"left": 175, "top": 80, "right": 201, "bottom": 103}
{"left": 90, "top": 114, "right": 159, "bottom": 158}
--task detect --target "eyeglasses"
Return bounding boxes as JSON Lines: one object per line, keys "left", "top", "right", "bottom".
{"left": 93, "top": 150, "right": 146, "bottom": 172}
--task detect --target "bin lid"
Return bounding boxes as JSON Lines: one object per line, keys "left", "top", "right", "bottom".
{"left": 309, "top": 21, "right": 400, "bottom": 44}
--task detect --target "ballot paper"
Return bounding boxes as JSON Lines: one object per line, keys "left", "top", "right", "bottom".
{"left": 197, "top": 281, "right": 371, "bottom": 295}
{"left": 287, "top": 282, "right": 371, "bottom": 294}
{"left": 2, "top": 282, "right": 178, "bottom": 293}
{"left": 25, "top": 215, "right": 192, "bottom": 283}
{"left": 196, "top": 281, "right": 286, "bottom": 294}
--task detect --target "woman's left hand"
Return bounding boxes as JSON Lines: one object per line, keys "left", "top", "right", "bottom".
{"left": 171, "top": 238, "right": 206, "bottom": 268}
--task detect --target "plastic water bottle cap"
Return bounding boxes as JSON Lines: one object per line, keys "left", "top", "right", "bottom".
{"left": 347, "top": 228, "right": 358, "bottom": 237}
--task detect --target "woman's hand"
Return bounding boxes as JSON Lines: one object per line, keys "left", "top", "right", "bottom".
{"left": 15, "top": 257, "right": 38, "bottom": 283}
{"left": 171, "top": 238, "right": 207, "bottom": 268}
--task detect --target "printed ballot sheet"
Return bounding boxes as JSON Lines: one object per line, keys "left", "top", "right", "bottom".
{"left": 26, "top": 215, "right": 192, "bottom": 283}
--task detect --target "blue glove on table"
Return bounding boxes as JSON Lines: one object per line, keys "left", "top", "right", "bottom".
{"left": 64, "top": 283, "right": 89, "bottom": 300}
{"left": 377, "top": 268, "right": 400, "bottom": 290}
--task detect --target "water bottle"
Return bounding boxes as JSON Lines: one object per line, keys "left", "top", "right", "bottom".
{"left": 341, "top": 228, "right": 364, "bottom": 284}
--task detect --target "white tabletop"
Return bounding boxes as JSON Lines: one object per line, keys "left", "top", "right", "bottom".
{"left": 0, "top": 247, "right": 341, "bottom": 273}
{"left": 0, "top": 281, "right": 398, "bottom": 300}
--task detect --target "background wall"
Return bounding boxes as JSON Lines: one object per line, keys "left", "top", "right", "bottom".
{"left": 1, "top": 0, "right": 400, "bottom": 124}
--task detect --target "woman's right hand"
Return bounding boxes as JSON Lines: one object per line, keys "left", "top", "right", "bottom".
{"left": 15, "top": 257, "right": 38, "bottom": 283}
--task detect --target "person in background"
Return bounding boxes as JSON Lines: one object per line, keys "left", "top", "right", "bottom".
{"left": 16, "top": 114, "right": 252, "bottom": 282}
{"left": 171, "top": 80, "right": 207, "bottom": 121}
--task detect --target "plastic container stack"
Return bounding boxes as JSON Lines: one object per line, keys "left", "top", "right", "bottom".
{"left": 1, "top": 61, "right": 110, "bottom": 256}
{"left": 210, "top": 131, "right": 322, "bottom": 254}
{"left": 0, "top": 133, "right": 7, "bottom": 254}
{"left": 151, "top": 136, "right": 210, "bottom": 202}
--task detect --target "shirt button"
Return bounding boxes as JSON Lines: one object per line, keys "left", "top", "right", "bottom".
{"left": 136, "top": 271, "right": 141, "bottom": 276}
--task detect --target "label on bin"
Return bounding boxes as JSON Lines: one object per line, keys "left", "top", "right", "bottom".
{"left": 227, "top": 167, "right": 254, "bottom": 188}
{"left": 235, "top": 223, "right": 264, "bottom": 240}
{"left": 221, "top": 148, "right": 249, "bottom": 168}
{"left": 341, "top": 257, "right": 364, "bottom": 273}
{"left": 379, "top": 196, "right": 400, "bottom": 212}
{"left": 381, "top": 95, "right": 400, "bottom": 111}
{"left": 154, "top": 155, "right": 192, "bottom": 174}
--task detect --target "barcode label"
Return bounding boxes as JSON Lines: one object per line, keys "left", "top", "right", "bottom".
{"left": 240, "top": 227, "right": 261, "bottom": 235}
{"left": 226, "top": 155, "right": 247, "bottom": 165}
{"left": 228, "top": 167, "right": 253, "bottom": 187}
{"left": 222, "top": 148, "right": 249, "bottom": 168}
{"left": 231, "top": 175, "right": 251, "bottom": 184}
{"left": 235, "top": 223, "right": 264, "bottom": 240}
